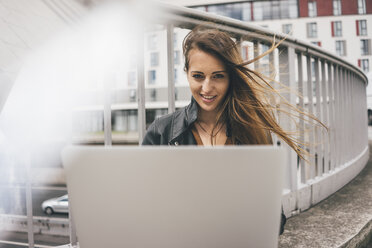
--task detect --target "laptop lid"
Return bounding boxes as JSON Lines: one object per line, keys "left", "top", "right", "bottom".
{"left": 62, "top": 146, "right": 286, "bottom": 248}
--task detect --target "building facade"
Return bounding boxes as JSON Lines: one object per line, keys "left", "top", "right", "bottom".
{"left": 183, "top": 0, "right": 372, "bottom": 73}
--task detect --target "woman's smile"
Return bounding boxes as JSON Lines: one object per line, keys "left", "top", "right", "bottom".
{"left": 200, "top": 94, "right": 217, "bottom": 103}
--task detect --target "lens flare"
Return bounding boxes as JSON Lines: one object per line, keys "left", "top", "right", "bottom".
{"left": 0, "top": 0, "right": 153, "bottom": 243}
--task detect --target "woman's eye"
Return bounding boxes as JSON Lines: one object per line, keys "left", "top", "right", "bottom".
{"left": 213, "top": 74, "right": 225, "bottom": 79}
{"left": 192, "top": 74, "right": 204, "bottom": 79}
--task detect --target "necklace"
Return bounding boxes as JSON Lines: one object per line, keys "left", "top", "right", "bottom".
{"left": 196, "top": 121, "right": 224, "bottom": 138}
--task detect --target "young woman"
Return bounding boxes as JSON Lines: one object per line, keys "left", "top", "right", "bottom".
{"left": 142, "top": 28, "right": 306, "bottom": 150}
{"left": 142, "top": 28, "right": 318, "bottom": 234}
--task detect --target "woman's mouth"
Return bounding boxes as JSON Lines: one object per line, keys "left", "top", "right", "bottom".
{"left": 200, "top": 94, "right": 217, "bottom": 103}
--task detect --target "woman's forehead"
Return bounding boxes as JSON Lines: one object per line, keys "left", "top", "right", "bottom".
{"left": 188, "top": 49, "right": 226, "bottom": 71}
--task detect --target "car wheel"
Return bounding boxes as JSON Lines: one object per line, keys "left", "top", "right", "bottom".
{"left": 45, "top": 207, "right": 54, "bottom": 215}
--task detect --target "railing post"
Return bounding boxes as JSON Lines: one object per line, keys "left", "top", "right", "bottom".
{"left": 25, "top": 152, "right": 34, "bottom": 248}
{"left": 306, "top": 55, "right": 316, "bottom": 179}
{"left": 103, "top": 80, "right": 112, "bottom": 146}
{"left": 269, "top": 45, "right": 278, "bottom": 146}
{"left": 237, "top": 36, "right": 243, "bottom": 55}
{"left": 363, "top": 75, "right": 368, "bottom": 148}
{"left": 346, "top": 71, "right": 352, "bottom": 161}
{"left": 297, "top": 52, "right": 306, "bottom": 183}
{"left": 253, "top": 41, "right": 259, "bottom": 70}
{"left": 327, "top": 63, "right": 335, "bottom": 171}
{"left": 137, "top": 30, "right": 146, "bottom": 143}
{"left": 279, "top": 46, "right": 297, "bottom": 193}
{"left": 353, "top": 73, "right": 358, "bottom": 154}
{"left": 334, "top": 65, "right": 340, "bottom": 168}
{"left": 321, "top": 60, "right": 329, "bottom": 173}
{"left": 166, "top": 23, "right": 175, "bottom": 114}
{"left": 353, "top": 73, "right": 357, "bottom": 155}
{"left": 314, "top": 58, "right": 322, "bottom": 176}
{"left": 340, "top": 68, "right": 346, "bottom": 165}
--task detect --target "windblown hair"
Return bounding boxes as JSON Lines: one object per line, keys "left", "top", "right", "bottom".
{"left": 183, "top": 27, "right": 325, "bottom": 159}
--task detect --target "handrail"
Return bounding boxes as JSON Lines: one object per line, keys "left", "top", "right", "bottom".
{"left": 140, "top": 2, "right": 370, "bottom": 218}
{"left": 154, "top": 2, "right": 368, "bottom": 84}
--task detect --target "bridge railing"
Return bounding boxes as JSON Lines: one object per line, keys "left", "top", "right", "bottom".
{"left": 115, "top": 3, "right": 369, "bottom": 217}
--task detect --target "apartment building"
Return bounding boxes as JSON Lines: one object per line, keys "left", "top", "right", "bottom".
{"left": 185, "top": 0, "right": 372, "bottom": 73}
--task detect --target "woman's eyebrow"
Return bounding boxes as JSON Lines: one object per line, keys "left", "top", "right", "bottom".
{"left": 191, "top": 71, "right": 204, "bottom": 74}
{"left": 212, "top": 71, "right": 227, "bottom": 74}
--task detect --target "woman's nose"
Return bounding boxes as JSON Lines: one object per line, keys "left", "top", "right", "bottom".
{"left": 201, "top": 78, "right": 213, "bottom": 93}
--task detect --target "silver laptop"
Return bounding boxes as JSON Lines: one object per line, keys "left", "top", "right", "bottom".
{"left": 62, "top": 146, "right": 286, "bottom": 248}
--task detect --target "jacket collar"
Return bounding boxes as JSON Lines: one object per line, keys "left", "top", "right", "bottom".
{"left": 169, "top": 97, "right": 198, "bottom": 143}
{"left": 185, "top": 97, "right": 198, "bottom": 127}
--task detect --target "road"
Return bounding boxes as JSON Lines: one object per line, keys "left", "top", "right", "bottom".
{"left": 0, "top": 185, "right": 68, "bottom": 217}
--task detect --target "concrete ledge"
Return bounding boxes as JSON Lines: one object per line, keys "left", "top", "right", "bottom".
{"left": 278, "top": 142, "right": 372, "bottom": 248}
{"left": 339, "top": 219, "right": 372, "bottom": 248}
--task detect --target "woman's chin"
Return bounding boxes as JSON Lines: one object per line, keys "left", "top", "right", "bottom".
{"left": 197, "top": 103, "right": 218, "bottom": 113}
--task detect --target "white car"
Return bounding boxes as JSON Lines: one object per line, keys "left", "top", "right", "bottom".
{"left": 41, "top": 194, "right": 69, "bottom": 215}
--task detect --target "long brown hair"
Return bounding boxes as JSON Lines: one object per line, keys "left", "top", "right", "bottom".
{"left": 183, "top": 27, "right": 325, "bottom": 159}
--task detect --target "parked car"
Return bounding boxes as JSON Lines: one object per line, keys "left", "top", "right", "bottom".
{"left": 41, "top": 194, "right": 69, "bottom": 215}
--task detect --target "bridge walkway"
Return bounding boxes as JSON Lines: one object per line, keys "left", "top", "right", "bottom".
{"left": 278, "top": 128, "right": 372, "bottom": 248}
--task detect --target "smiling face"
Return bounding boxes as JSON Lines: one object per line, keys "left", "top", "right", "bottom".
{"left": 187, "top": 49, "right": 230, "bottom": 119}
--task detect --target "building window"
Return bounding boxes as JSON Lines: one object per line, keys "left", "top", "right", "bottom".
{"left": 361, "top": 39, "right": 371, "bottom": 55}
{"left": 357, "top": 20, "right": 368, "bottom": 36}
{"left": 332, "top": 21, "right": 342, "bottom": 37}
{"left": 150, "top": 52, "right": 159, "bottom": 67}
{"left": 308, "top": 1, "right": 317, "bottom": 17}
{"left": 333, "top": 0, "right": 342, "bottom": 15}
{"left": 174, "top": 69, "right": 178, "bottom": 83}
{"left": 150, "top": 89, "right": 157, "bottom": 101}
{"left": 174, "top": 51, "right": 180, "bottom": 65}
{"left": 195, "top": 0, "right": 298, "bottom": 21}
{"left": 208, "top": 3, "right": 244, "bottom": 20}
{"left": 253, "top": 0, "right": 298, "bottom": 21}
{"left": 148, "top": 70, "right": 156, "bottom": 85}
{"left": 311, "top": 41, "right": 322, "bottom": 47}
{"left": 270, "top": 1, "right": 280, "bottom": 19}
{"left": 148, "top": 34, "right": 158, "bottom": 50}
{"left": 335, "top": 40, "right": 346, "bottom": 56}
{"left": 242, "top": 2, "right": 252, "bottom": 21}
{"left": 288, "top": 0, "right": 298, "bottom": 19}
{"left": 129, "top": 89, "right": 136, "bottom": 102}
{"left": 307, "top": 22, "right": 317, "bottom": 38}
{"left": 359, "top": 59, "right": 369, "bottom": 72}
{"left": 173, "top": 33, "right": 177, "bottom": 48}
{"left": 282, "top": 24, "right": 292, "bottom": 34}
{"left": 358, "top": 0, "right": 366, "bottom": 14}
{"left": 128, "top": 71, "right": 136, "bottom": 86}
{"left": 175, "top": 88, "right": 178, "bottom": 101}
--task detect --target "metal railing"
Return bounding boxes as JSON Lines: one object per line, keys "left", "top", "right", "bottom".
{"left": 118, "top": 3, "right": 369, "bottom": 216}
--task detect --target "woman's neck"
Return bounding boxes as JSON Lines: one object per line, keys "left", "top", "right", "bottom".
{"left": 197, "top": 109, "right": 218, "bottom": 127}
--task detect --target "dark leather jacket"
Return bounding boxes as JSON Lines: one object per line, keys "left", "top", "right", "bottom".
{"left": 142, "top": 97, "right": 286, "bottom": 235}
{"left": 142, "top": 97, "right": 202, "bottom": 146}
